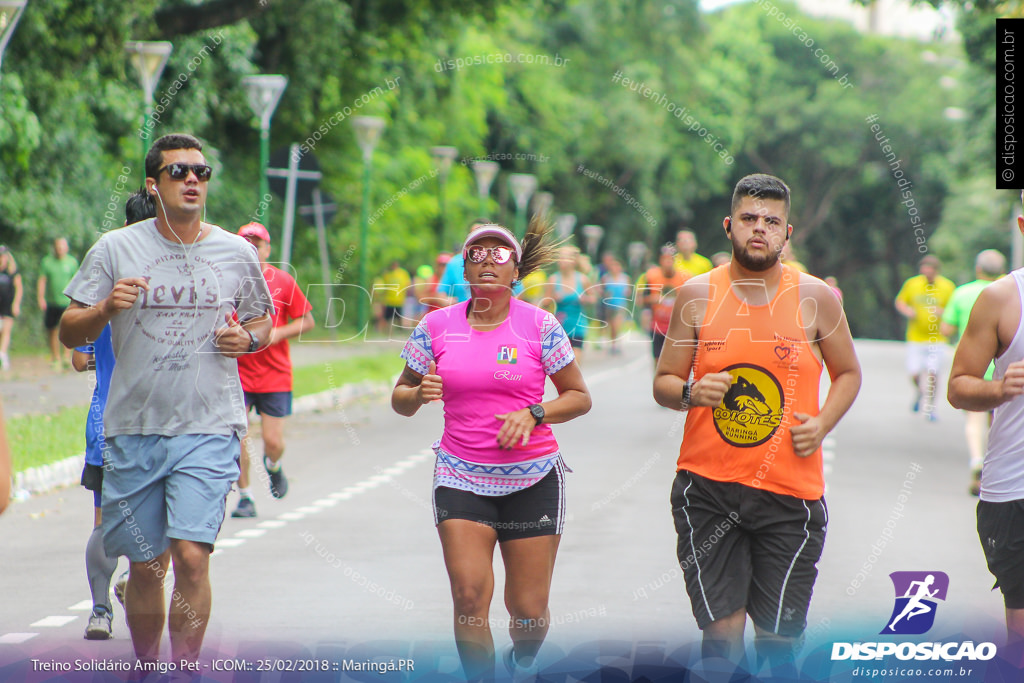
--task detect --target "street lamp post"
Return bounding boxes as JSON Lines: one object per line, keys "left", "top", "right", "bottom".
{"left": 243, "top": 74, "right": 288, "bottom": 208}
{"left": 508, "top": 173, "right": 537, "bottom": 239}
{"left": 352, "top": 115, "right": 386, "bottom": 332}
{"left": 532, "top": 191, "right": 554, "bottom": 223}
{"left": 125, "top": 40, "right": 172, "bottom": 170}
{"left": 555, "top": 214, "right": 576, "bottom": 243}
{"left": 582, "top": 224, "right": 604, "bottom": 260}
{"left": 0, "top": 1, "right": 27, "bottom": 80}
{"left": 430, "top": 145, "right": 458, "bottom": 250}
{"left": 627, "top": 241, "right": 648, "bottom": 277}
{"left": 471, "top": 161, "right": 499, "bottom": 220}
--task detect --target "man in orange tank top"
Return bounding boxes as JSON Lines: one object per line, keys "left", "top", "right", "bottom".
{"left": 654, "top": 174, "right": 862, "bottom": 676}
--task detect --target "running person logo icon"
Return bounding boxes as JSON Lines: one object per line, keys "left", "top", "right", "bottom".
{"left": 881, "top": 571, "right": 949, "bottom": 635}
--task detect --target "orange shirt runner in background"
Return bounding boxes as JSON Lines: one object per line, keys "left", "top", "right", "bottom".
{"left": 644, "top": 267, "right": 690, "bottom": 336}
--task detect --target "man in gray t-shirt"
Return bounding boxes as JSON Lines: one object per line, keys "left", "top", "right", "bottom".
{"left": 60, "top": 134, "right": 273, "bottom": 664}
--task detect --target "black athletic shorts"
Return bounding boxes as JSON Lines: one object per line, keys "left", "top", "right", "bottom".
{"left": 81, "top": 463, "right": 104, "bottom": 508}
{"left": 433, "top": 466, "right": 565, "bottom": 542}
{"left": 652, "top": 332, "right": 667, "bottom": 360}
{"left": 671, "top": 470, "right": 828, "bottom": 637}
{"left": 384, "top": 305, "right": 402, "bottom": 324}
{"left": 977, "top": 499, "right": 1024, "bottom": 608}
{"left": 44, "top": 305, "right": 66, "bottom": 330}
{"left": 0, "top": 295, "right": 12, "bottom": 318}
{"left": 244, "top": 391, "right": 292, "bottom": 418}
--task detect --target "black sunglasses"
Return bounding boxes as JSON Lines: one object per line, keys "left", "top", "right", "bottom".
{"left": 157, "top": 163, "right": 213, "bottom": 181}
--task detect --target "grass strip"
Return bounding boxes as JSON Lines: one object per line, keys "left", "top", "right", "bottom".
{"left": 10, "top": 351, "right": 404, "bottom": 474}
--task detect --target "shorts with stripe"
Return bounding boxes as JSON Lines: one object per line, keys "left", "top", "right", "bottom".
{"left": 433, "top": 464, "right": 566, "bottom": 542}
{"left": 670, "top": 470, "right": 827, "bottom": 637}
{"left": 977, "top": 499, "right": 1024, "bottom": 609}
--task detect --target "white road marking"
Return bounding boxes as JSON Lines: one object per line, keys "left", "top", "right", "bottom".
{"left": 257, "top": 520, "right": 287, "bottom": 529}
{"left": 31, "top": 616, "right": 77, "bottom": 628}
{"left": 234, "top": 529, "right": 267, "bottom": 539}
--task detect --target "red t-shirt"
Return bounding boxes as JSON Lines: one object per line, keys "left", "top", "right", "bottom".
{"left": 238, "top": 265, "right": 312, "bottom": 393}
{"left": 645, "top": 267, "right": 690, "bottom": 335}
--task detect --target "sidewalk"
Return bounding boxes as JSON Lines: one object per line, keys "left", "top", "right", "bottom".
{"left": 0, "top": 336, "right": 406, "bottom": 417}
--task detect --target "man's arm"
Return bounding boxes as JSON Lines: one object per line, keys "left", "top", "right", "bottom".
{"left": 653, "top": 277, "right": 731, "bottom": 410}
{"left": 894, "top": 282, "right": 915, "bottom": 320}
{"left": 894, "top": 297, "right": 915, "bottom": 320}
{"left": 214, "top": 312, "right": 273, "bottom": 358}
{"left": 59, "top": 276, "right": 150, "bottom": 349}
{"left": 791, "top": 280, "right": 862, "bottom": 457}
{"left": 949, "top": 282, "right": 1023, "bottom": 411}
{"left": 268, "top": 311, "right": 314, "bottom": 346}
{"left": 36, "top": 274, "right": 47, "bottom": 311}
{"left": 72, "top": 348, "right": 95, "bottom": 373}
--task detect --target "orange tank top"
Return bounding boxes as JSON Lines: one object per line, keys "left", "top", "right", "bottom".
{"left": 677, "top": 264, "right": 824, "bottom": 500}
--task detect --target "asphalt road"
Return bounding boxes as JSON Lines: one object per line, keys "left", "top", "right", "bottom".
{"left": 0, "top": 336, "right": 1011, "bottom": 682}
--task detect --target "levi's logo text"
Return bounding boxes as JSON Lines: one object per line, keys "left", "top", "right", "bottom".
{"left": 712, "top": 364, "right": 784, "bottom": 447}
{"left": 882, "top": 571, "right": 948, "bottom": 635}
{"left": 497, "top": 345, "right": 517, "bottom": 364}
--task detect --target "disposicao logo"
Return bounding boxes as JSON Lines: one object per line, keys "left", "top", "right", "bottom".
{"left": 882, "top": 571, "right": 948, "bottom": 635}
{"left": 831, "top": 571, "right": 996, "bottom": 663}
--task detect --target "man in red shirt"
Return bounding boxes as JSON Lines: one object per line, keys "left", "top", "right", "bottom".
{"left": 231, "top": 223, "right": 315, "bottom": 518}
{"left": 644, "top": 245, "right": 690, "bottom": 365}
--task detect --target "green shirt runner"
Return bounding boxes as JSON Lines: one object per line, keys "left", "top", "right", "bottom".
{"left": 39, "top": 253, "right": 80, "bottom": 307}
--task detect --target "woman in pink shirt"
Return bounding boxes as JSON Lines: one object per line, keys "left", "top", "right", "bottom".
{"left": 393, "top": 220, "right": 591, "bottom": 680}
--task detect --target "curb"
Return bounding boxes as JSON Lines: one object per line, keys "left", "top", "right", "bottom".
{"left": 9, "top": 380, "right": 393, "bottom": 502}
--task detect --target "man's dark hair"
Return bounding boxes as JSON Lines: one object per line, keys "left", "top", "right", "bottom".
{"left": 145, "top": 133, "right": 204, "bottom": 180}
{"left": 125, "top": 187, "right": 157, "bottom": 225}
{"left": 730, "top": 173, "right": 791, "bottom": 216}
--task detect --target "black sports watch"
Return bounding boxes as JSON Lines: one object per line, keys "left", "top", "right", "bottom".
{"left": 681, "top": 379, "right": 694, "bottom": 410}
{"left": 246, "top": 328, "right": 260, "bottom": 353}
{"left": 527, "top": 404, "right": 545, "bottom": 425}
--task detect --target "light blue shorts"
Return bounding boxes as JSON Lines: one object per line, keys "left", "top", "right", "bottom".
{"left": 101, "top": 434, "right": 240, "bottom": 562}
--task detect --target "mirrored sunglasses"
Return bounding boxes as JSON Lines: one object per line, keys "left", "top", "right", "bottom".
{"left": 465, "top": 245, "right": 514, "bottom": 264}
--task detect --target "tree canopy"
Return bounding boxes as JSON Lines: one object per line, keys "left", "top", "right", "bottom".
{"left": 0, "top": 0, "right": 1004, "bottom": 340}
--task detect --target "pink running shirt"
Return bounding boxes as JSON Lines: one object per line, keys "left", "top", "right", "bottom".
{"left": 401, "top": 298, "right": 575, "bottom": 465}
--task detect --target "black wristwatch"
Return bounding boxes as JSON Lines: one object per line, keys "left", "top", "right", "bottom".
{"left": 527, "top": 404, "right": 545, "bottom": 425}
{"left": 681, "top": 379, "right": 694, "bottom": 410}
{"left": 246, "top": 328, "right": 260, "bottom": 353}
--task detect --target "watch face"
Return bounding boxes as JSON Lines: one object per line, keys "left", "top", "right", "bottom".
{"left": 530, "top": 404, "right": 544, "bottom": 423}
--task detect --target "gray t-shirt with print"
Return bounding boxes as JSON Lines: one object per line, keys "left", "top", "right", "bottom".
{"left": 65, "top": 219, "right": 274, "bottom": 438}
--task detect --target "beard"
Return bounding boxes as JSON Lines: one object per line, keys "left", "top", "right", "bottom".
{"left": 732, "top": 239, "right": 782, "bottom": 272}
